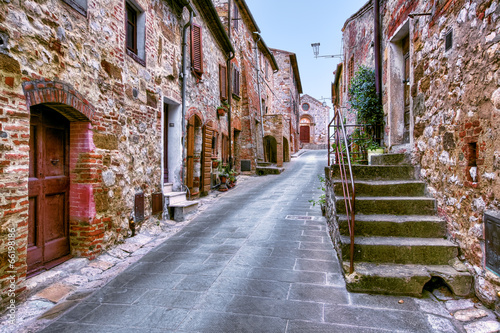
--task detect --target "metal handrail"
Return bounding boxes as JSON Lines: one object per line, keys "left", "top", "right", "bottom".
{"left": 328, "top": 107, "right": 356, "bottom": 274}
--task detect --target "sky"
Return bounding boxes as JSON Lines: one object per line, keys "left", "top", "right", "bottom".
{"left": 245, "top": 0, "right": 369, "bottom": 109}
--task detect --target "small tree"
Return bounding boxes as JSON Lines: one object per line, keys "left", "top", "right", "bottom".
{"left": 348, "top": 66, "right": 383, "bottom": 126}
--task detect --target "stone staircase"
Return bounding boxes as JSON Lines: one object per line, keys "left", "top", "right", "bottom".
{"left": 256, "top": 161, "right": 284, "bottom": 175}
{"left": 331, "top": 154, "right": 473, "bottom": 297}
{"left": 163, "top": 183, "right": 198, "bottom": 222}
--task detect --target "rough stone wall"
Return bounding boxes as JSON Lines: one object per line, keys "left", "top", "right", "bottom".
{"left": 271, "top": 48, "right": 300, "bottom": 154}
{"left": 0, "top": 0, "right": 186, "bottom": 310}
{"left": 382, "top": 0, "right": 500, "bottom": 306}
{"left": 341, "top": 0, "right": 500, "bottom": 306}
{"left": 341, "top": 2, "right": 375, "bottom": 126}
{"left": 184, "top": 3, "right": 230, "bottom": 177}
{"left": 299, "top": 94, "right": 330, "bottom": 147}
{"left": 213, "top": 0, "right": 271, "bottom": 172}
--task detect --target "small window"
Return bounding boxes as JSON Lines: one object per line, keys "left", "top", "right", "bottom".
{"left": 348, "top": 56, "right": 354, "bottom": 84}
{"left": 219, "top": 64, "right": 227, "bottom": 100}
{"left": 232, "top": 65, "right": 240, "bottom": 97}
{"left": 445, "top": 29, "right": 453, "bottom": 51}
{"left": 265, "top": 61, "right": 269, "bottom": 80}
{"left": 191, "top": 24, "right": 203, "bottom": 77}
{"left": 62, "top": 0, "right": 87, "bottom": 16}
{"left": 233, "top": 4, "right": 239, "bottom": 31}
{"left": 302, "top": 103, "right": 310, "bottom": 111}
{"left": 125, "top": 0, "right": 146, "bottom": 66}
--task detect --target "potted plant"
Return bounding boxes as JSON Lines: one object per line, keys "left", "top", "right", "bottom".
{"left": 212, "top": 159, "right": 221, "bottom": 169}
{"left": 217, "top": 101, "right": 229, "bottom": 117}
{"left": 367, "top": 141, "right": 384, "bottom": 165}
{"left": 216, "top": 163, "right": 230, "bottom": 191}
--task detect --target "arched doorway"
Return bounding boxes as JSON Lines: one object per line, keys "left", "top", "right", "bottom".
{"left": 264, "top": 135, "right": 277, "bottom": 163}
{"left": 28, "top": 105, "right": 71, "bottom": 273}
{"left": 23, "top": 80, "right": 98, "bottom": 275}
{"left": 300, "top": 117, "right": 311, "bottom": 143}
{"left": 186, "top": 114, "right": 202, "bottom": 196}
{"left": 283, "top": 137, "right": 290, "bottom": 162}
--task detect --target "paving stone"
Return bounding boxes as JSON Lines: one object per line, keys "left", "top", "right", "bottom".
{"left": 426, "top": 314, "right": 458, "bottom": 333}
{"left": 178, "top": 311, "right": 287, "bottom": 333}
{"left": 34, "top": 283, "right": 75, "bottom": 303}
{"left": 445, "top": 298, "right": 476, "bottom": 312}
{"left": 289, "top": 284, "right": 348, "bottom": 304}
{"left": 464, "top": 320, "right": 500, "bottom": 333}
{"left": 454, "top": 308, "right": 490, "bottom": 321}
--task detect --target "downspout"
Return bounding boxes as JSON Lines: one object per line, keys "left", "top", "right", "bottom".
{"left": 374, "top": 0, "right": 381, "bottom": 100}
{"left": 253, "top": 32, "right": 265, "bottom": 161}
{"left": 181, "top": 5, "right": 194, "bottom": 187}
{"left": 227, "top": 0, "right": 235, "bottom": 169}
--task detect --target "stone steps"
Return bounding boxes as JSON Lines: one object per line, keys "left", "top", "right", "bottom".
{"left": 163, "top": 184, "right": 198, "bottom": 222}
{"left": 331, "top": 164, "right": 416, "bottom": 181}
{"left": 336, "top": 196, "right": 436, "bottom": 215}
{"left": 256, "top": 165, "right": 284, "bottom": 175}
{"left": 343, "top": 262, "right": 473, "bottom": 297}
{"left": 333, "top": 180, "right": 426, "bottom": 197}
{"left": 340, "top": 235, "right": 458, "bottom": 265}
{"left": 333, "top": 154, "right": 472, "bottom": 297}
{"left": 338, "top": 214, "right": 446, "bottom": 238}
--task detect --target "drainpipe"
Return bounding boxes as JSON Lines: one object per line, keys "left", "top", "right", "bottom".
{"left": 374, "top": 0, "right": 381, "bottom": 100}
{"left": 253, "top": 32, "right": 265, "bottom": 161}
{"left": 181, "top": 5, "right": 194, "bottom": 187}
{"left": 227, "top": 0, "right": 235, "bottom": 169}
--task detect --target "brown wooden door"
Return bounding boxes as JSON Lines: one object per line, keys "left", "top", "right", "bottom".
{"left": 28, "top": 106, "right": 70, "bottom": 274}
{"left": 300, "top": 126, "right": 310, "bottom": 143}
{"left": 201, "top": 123, "right": 213, "bottom": 195}
{"left": 186, "top": 116, "right": 195, "bottom": 190}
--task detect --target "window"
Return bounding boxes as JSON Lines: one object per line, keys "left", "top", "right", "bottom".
{"left": 233, "top": 4, "right": 239, "bottom": 31}
{"left": 302, "top": 103, "right": 310, "bottom": 111}
{"left": 445, "top": 29, "right": 453, "bottom": 51}
{"left": 63, "top": 0, "right": 87, "bottom": 16}
{"left": 219, "top": 64, "right": 227, "bottom": 100}
{"left": 125, "top": 0, "right": 145, "bottom": 65}
{"left": 232, "top": 65, "right": 240, "bottom": 97}
{"left": 348, "top": 56, "right": 354, "bottom": 85}
{"left": 265, "top": 61, "right": 269, "bottom": 80}
{"left": 191, "top": 24, "right": 203, "bottom": 77}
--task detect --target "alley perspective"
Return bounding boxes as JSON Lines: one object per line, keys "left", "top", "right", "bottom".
{"left": 1, "top": 0, "right": 500, "bottom": 331}
{"left": 2, "top": 150, "right": 497, "bottom": 333}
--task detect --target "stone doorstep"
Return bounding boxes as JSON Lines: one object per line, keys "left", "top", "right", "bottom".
{"left": 33, "top": 283, "right": 75, "bottom": 303}
{"left": 343, "top": 262, "right": 474, "bottom": 298}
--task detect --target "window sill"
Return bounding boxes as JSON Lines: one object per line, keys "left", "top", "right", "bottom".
{"left": 232, "top": 93, "right": 240, "bottom": 101}
{"left": 127, "top": 49, "right": 146, "bottom": 67}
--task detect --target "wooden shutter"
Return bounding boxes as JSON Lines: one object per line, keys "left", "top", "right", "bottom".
{"left": 202, "top": 122, "right": 214, "bottom": 194}
{"left": 191, "top": 24, "right": 203, "bottom": 75}
{"left": 219, "top": 65, "right": 227, "bottom": 100}
{"left": 232, "top": 66, "right": 240, "bottom": 96}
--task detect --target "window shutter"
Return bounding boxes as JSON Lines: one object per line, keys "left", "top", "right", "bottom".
{"left": 220, "top": 64, "right": 227, "bottom": 100}
{"left": 232, "top": 66, "right": 240, "bottom": 96}
{"left": 191, "top": 24, "right": 203, "bottom": 75}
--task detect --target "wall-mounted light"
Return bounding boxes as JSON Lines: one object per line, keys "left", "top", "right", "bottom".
{"left": 311, "top": 42, "right": 342, "bottom": 59}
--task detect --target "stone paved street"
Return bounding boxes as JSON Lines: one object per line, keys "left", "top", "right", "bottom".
{"left": 7, "top": 150, "right": 499, "bottom": 332}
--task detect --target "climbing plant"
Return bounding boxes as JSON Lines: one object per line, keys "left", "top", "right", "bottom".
{"left": 348, "top": 66, "right": 383, "bottom": 126}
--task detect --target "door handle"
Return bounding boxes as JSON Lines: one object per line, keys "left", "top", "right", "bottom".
{"left": 51, "top": 159, "right": 59, "bottom": 166}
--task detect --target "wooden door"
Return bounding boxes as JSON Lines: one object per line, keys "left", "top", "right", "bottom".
{"left": 186, "top": 116, "right": 195, "bottom": 189}
{"left": 28, "top": 106, "right": 70, "bottom": 274}
{"left": 300, "top": 126, "right": 310, "bottom": 143}
{"left": 201, "top": 123, "right": 213, "bottom": 195}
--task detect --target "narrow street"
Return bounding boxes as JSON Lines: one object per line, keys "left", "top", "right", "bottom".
{"left": 37, "top": 150, "right": 466, "bottom": 332}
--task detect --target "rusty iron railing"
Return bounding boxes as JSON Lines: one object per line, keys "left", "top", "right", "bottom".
{"left": 328, "top": 107, "right": 356, "bottom": 274}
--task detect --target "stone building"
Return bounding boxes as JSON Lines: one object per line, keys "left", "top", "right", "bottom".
{"left": 269, "top": 48, "right": 303, "bottom": 166}
{"left": 0, "top": 0, "right": 235, "bottom": 309}
{"left": 336, "top": 0, "right": 500, "bottom": 306}
{"left": 213, "top": 0, "right": 279, "bottom": 173}
{"left": 299, "top": 94, "right": 330, "bottom": 149}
